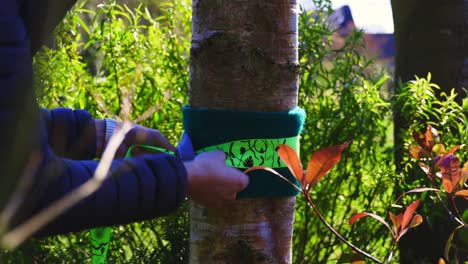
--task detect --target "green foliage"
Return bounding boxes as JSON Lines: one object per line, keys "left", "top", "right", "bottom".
{"left": 35, "top": 0, "right": 191, "bottom": 143}
{"left": 295, "top": 2, "right": 395, "bottom": 263}
{"left": 396, "top": 73, "right": 468, "bottom": 168}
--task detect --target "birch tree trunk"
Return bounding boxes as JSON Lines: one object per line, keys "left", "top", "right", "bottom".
{"left": 188, "top": 0, "right": 299, "bottom": 263}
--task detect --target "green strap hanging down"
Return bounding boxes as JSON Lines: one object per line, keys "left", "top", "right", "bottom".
{"left": 90, "top": 227, "right": 112, "bottom": 264}
{"left": 90, "top": 145, "right": 173, "bottom": 264}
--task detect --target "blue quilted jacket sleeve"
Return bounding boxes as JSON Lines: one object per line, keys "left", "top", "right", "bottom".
{"left": 40, "top": 108, "right": 98, "bottom": 160}
{"left": 0, "top": 9, "right": 188, "bottom": 237}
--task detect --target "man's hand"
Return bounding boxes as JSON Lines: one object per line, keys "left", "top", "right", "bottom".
{"left": 184, "top": 150, "right": 250, "bottom": 207}
{"left": 96, "top": 119, "right": 175, "bottom": 158}
{"left": 116, "top": 124, "right": 176, "bottom": 157}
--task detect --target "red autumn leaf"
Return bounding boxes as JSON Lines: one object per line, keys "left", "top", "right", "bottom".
{"left": 389, "top": 212, "right": 401, "bottom": 235}
{"left": 277, "top": 144, "right": 304, "bottom": 185}
{"left": 454, "top": 190, "right": 468, "bottom": 197}
{"left": 413, "top": 125, "right": 436, "bottom": 150}
{"left": 443, "top": 180, "right": 454, "bottom": 194}
{"left": 439, "top": 154, "right": 461, "bottom": 193}
{"left": 425, "top": 125, "right": 437, "bottom": 149}
{"left": 446, "top": 145, "right": 461, "bottom": 155}
{"left": 409, "top": 214, "right": 423, "bottom": 228}
{"left": 413, "top": 131, "right": 426, "bottom": 149}
{"left": 400, "top": 199, "right": 421, "bottom": 231}
{"left": 409, "top": 145, "right": 431, "bottom": 159}
{"left": 349, "top": 212, "right": 395, "bottom": 237}
{"left": 398, "top": 214, "right": 423, "bottom": 241}
{"left": 305, "top": 141, "right": 350, "bottom": 188}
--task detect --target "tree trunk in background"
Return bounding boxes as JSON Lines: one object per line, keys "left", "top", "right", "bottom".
{"left": 392, "top": 1, "right": 468, "bottom": 262}
{"left": 188, "top": 0, "right": 299, "bottom": 263}
{"left": 392, "top": 0, "right": 468, "bottom": 168}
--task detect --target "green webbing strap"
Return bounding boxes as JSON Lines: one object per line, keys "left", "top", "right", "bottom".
{"left": 90, "top": 227, "right": 112, "bottom": 264}
{"left": 198, "top": 136, "right": 299, "bottom": 168}
{"left": 90, "top": 145, "right": 174, "bottom": 264}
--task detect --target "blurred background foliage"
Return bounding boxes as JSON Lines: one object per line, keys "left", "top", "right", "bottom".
{"left": 2, "top": 0, "right": 459, "bottom": 263}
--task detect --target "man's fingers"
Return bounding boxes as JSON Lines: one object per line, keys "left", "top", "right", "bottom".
{"left": 238, "top": 173, "right": 250, "bottom": 190}
{"left": 125, "top": 125, "right": 176, "bottom": 152}
{"left": 227, "top": 169, "right": 250, "bottom": 191}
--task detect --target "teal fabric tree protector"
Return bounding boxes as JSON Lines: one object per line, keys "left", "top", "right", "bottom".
{"left": 182, "top": 106, "right": 306, "bottom": 197}
{"left": 90, "top": 106, "right": 306, "bottom": 263}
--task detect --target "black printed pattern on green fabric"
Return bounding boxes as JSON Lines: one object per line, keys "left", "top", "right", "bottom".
{"left": 91, "top": 227, "right": 111, "bottom": 264}
{"left": 198, "top": 137, "right": 299, "bottom": 169}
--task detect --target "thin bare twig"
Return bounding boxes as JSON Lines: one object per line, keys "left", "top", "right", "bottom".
{"left": 135, "top": 90, "right": 171, "bottom": 123}
{"left": 304, "top": 194, "right": 383, "bottom": 264}
{"left": 1, "top": 122, "right": 133, "bottom": 249}
{"left": 83, "top": 86, "right": 115, "bottom": 117}
{"left": 246, "top": 166, "right": 383, "bottom": 263}
{"left": 0, "top": 151, "right": 42, "bottom": 234}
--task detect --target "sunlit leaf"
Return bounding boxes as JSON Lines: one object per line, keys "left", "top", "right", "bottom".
{"left": 277, "top": 144, "right": 303, "bottom": 184}
{"left": 460, "top": 161, "right": 468, "bottom": 186}
{"left": 305, "top": 141, "right": 350, "bottom": 188}
{"left": 409, "top": 214, "right": 423, "bottom": 228}
{"left": 443, "top": 180, "right": 454, "bottom": 193}
{"left": 349, "top": 212, "right": 395, "bottom": 237}
{"left": 454, "top": 190, "right": 468, "bottom": 197}
{"left": 400, "top": 199, "right": 420, "bottom": 231}
{"left": 426, "top": 125, "right": 437, "bottom": 148}
{"left": 418, "top": 163, "right": 433, "bottom": 180}
{"left": 432, "top": 144, "right": 446, "bottom": 155}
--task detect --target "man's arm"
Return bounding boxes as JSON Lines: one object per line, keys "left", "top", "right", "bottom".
{"left": 40, "top": 108, "right": 98, "bottom": 160}
{"left": 0, "top": 7, "right": 188, "bottom": 236}
{"left": 21, "top": 152, "right": 188, "bottom": 236}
